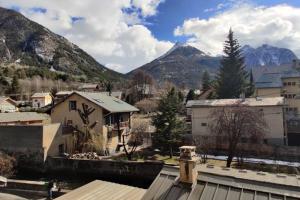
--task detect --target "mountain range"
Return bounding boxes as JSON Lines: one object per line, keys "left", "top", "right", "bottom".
{"left": 129, "top": 43, "right": 298, "bottom": 87}
{"left": 0, "top": 7, "right": 123, "bottom": 81}
{"left": 0, "top": 6, "right": 298, "bottom": 88}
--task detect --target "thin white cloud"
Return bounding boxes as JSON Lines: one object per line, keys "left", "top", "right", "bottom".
{"left": 0, "top": 0, "right": 171, "bottom": 73}
{"left": 176, "top": 4, "right": 300, "bottom": 57}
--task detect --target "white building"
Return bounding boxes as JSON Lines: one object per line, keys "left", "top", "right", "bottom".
{"left": 186, "top": 97, "right": 286, "bottom": 145}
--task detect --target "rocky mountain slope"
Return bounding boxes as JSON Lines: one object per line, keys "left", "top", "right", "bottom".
{"left": 128, "top": 42, "right": 221, "bottom": 88}
{"left": 129, "top": 43, "right": 298, "bottom": 87}
{"left": 242, "top": 44, "right": 298, "bottom": 69}
{"left": 0, "top": 7, "right": 123, "bottom": 81}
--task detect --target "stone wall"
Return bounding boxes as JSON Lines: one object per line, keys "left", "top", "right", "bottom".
{"left": 46, "top": 157, "right": 164, "bottom": 182}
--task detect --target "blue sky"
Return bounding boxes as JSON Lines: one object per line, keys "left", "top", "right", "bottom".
{"left": 146, "top": 0, "right": 300, "bottom": 42}
{"left": 1, "top": 0, "right": 300, "bottom": 72}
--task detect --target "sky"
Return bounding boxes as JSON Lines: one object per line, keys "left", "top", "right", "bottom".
{"left": 1, "top": 0, "right": 300, "bottom": 73}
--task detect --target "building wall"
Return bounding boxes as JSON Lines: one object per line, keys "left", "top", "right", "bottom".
{"left": 0, "top": 124, "right": 71, "bottom": 161}
{"left": 0, "top": 126, "right": 44, "bottom": 153}
{"left": 191, "top": 106, "right": 285, "bottom": 145}
{"left": 0, "top": 100, "right": 17, "bottom": 113}
{"left": 51, "top": 94, "right": 107, "bottom": 151}
{"left": 42, "top": 123, "right": 73, "bottom": 160}
{"left": 256, "top": 88, "right": 281, "bottom": 97}
{"left": 32, "top": 95, "right": 52, "bottom": 108}
{"left": 281, "top": 77, "right": 300, "bottom": 116}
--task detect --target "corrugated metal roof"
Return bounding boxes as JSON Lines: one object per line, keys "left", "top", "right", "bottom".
{"left": 55, "top": 180, "right": 146, "bottom": 200}
{"left": 186, "top": 97, "right": 284, "bottom": 108}
{"left": 0, "top": 112, "right": 50, "bottom": 123}
{"left": 74, "top": 92, "right": 138, "bottom": 113}
{"left": 142, "top": 165, "right": 300, "bottom": 200}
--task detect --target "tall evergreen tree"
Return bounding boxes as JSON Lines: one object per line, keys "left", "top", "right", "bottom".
{"left": 246, "top": 69, "right": 255, "bottom": 97}
{"left": 152, "top": 87, "right": 185, "bottom": 158}
{"left": 9, "top": 75, "right": 20, "bottom": 95}
{"left": 216, "top": 29, "right": 248, "bottom": 99}
{"left": 202, "top": 70, "right": 210, "bottom": 91}
{"left": 186, "top": 89, "right": 196, "bottom": 103}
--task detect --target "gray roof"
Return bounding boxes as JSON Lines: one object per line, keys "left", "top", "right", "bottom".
{"left": 255, "top": 70, "right": 300, "bottom": 89}
{"left": 186, "top": 97, "right": 284, "bottom": 108}
{"left": 0, "top": 112, "right": 50, "bottom": 123}
{"left": 142, "top": 165, "right": 300, "bottom": 200}
{"left": 100, "top": 91, "right": 123, "bottom": 98}
{"left": 73, "top": 92, "right": 138, "bottom": 113}
{"left": 31, "top": 92, "right": 52, "bottom": 98}
{"left": 56, "top": 180, "right": 146, "bottom": 200}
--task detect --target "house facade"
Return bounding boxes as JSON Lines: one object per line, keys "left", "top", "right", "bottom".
{"left": 51, "top": 92, "right": 139, "bottom": 154}
{"left": 31, "top": 92, "right": 53, "bottom": 108}
{"left": 0, "top": 97, "right": 18, "bottom": 113}
{"left": 186, "top": 97, "right": 285, "bottom": 146}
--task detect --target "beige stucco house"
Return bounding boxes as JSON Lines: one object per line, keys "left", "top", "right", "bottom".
{"left": 186, "top": 97, "right": 285, "bottom": 146}
{"left": 255, "top": 59, "right": 300, "bottom": 145}
{"left": 31, "top": 92, "right": 53, "bottom": 108}
{"left": 51, "top": 91, "right": 139, "bottom": 154}
{"left": 0, "top": 97, "right": 18, "bottom": 113}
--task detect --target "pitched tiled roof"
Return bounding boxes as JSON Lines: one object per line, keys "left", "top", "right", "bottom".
{"left": 0, "top": 112, "right": 50, "bottom": 123}
{"left": 142, "top": 165, "right": 300, "bottom": 200}
{"left": 56, "top": 180, "right": 146, "bottom": 200}
{"left": 0, "top": 97, "right": 17, "bottom": 106}
{"left": 186, "top": 97, "right": 284, "bottom": 108}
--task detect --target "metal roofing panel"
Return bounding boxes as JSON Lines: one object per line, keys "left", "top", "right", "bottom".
{"left": 214, "top": 185, "right": 229, "bottom": 200}
{"left": 227, "top": 187, "right": 241, "bottom": 200}
{"left": 75, "top": 92, "right": 139, "bottom": 113}
{"left": 199, "top": 183, "right": 217, "bottom": 200}
{"left": 56, "top": 180, "right": 146, "bottom": 200}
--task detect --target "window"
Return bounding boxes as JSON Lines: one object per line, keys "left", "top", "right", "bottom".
{"left": 283, "top": 82, "right": 287, "bottom": 86}
{"left": 292, "top": 82, "right": 296, "bottom": 86}
{"left": 59, "top": 144, "right": 64, "bottom": 154}
{"left": 67, "top": 120, "right": 73, "bottom": 125}
{"left": 201, "top": 123, "right": 207, "bottom": 127}
{"left": 69, "top": 101, "right": 77, "bottom": 110}
{"left": 288, "top": 82, "right": 291, "bottom": 86}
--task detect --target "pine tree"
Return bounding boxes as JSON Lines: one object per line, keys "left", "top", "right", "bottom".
{"left": 152, "top": 87, "right": 185, "bottom": 158}
{"left": 186, "top": 89, "right": 196, "bottom": 103}
{"left": 9, "top": 75, "right": 20, "bottom": 95}
{"left": 202, "top": 70, "right": 210, "bottom": 91}
{"left": 246, "top": 69, "right": 255, "bottom": 97}
{"left": 216, "top": 29, "right": 248, "bottom": 99}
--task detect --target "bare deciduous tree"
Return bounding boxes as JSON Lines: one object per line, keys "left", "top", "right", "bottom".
{"left": 209, "top": 105, "right": 267, "bottom": 167}
{"left": 122, "top": 118, "right": 147, "bottom": 160}
{"left": 131, "top": 70, "right": 154, "bottom": 102}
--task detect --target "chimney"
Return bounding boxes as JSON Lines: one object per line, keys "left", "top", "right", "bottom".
{"left": 179, "top": 146, "right": 198, "bottom": 184}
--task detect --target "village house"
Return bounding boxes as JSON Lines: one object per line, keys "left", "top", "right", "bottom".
{"left": 31, "top": 92, "right": 53, "bottom": 108}
{"left": 186, "top": 97, "right": 285, "bottom": 146}
{"left": 79, "top": 84, "right": 102, "bottom": 92}
{"left": 255, "top": 59, "right": 300, "bottom": 118}
{"left": 0, "top": 97, "right": 18, "bottom": 113}
{"left": 142, "top": 146, "right": 300, "bottom": 200}
{"left": 51, "top": 91, "right": 139, "bottom": 154}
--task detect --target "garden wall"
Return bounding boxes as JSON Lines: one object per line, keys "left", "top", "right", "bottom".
{"left": 46, "top": 157, "right": 164, "bottom": 184}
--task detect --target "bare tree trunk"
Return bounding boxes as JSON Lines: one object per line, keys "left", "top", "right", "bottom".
{"left": 169, "top": 144, "right": 173, "bottom": 159}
